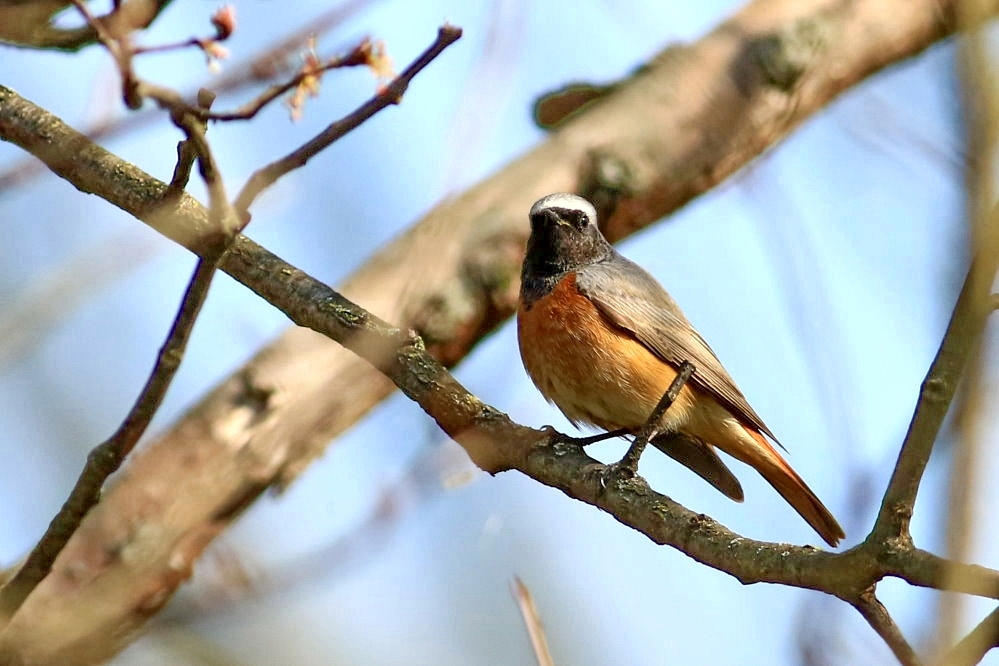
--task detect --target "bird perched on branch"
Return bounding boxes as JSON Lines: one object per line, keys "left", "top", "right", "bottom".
{"left": 517, "top": 193, "right": 844, "bottom": 547}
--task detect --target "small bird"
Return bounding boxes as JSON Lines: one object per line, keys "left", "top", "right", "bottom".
{"left": 517, "top": 193, "right": 844, "bottom": 547}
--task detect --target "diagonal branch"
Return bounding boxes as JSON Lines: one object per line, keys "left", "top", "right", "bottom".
{"left": 205, "top": 38, "right": 376, "bottom": 122}
{"left": 0, "top": 0, "right": 374, "bottom": 191}
{"left": 0, "top": 1, "right": 997, "bottom": 662}
{"left": 0, "top": 9, "right": 243, "bottom": 625}
{"left": 232, "top": 24, "right": 462, "bottom": 218}
{"left": 1, "top": 0, "right": 985, "bottom": 485}
{"left": 870, "top": 266, "right": 986, "bottom": 542}
{"left": 0, "top": 0, "right": 172, "bottom": 51}
{"left": 852, "top": 590, "right": 921, "bottom": 666}
{"left": 0, "top": 255, "right": 220, "bottom": 622}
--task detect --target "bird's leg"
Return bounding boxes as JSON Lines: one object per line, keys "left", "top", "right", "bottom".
{"left": 544, "top": 426, "right": 630, "bottom": 448}
{"left": 612, "top": 360, "right": 696, "bottom": 477}
{"left": 571, "top": 428, "right": 631, "bottom": 446}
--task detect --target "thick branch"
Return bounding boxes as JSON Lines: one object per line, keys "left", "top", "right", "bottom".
{"left": 0, "top": 0, "right": 172, "bottom": 51}
{"left": 0, "top": 0, "right": 993, "bottom": 662}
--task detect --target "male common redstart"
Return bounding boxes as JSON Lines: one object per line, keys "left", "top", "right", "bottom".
{"left": 517, "top": 193, "right": 844, "bottom": 547}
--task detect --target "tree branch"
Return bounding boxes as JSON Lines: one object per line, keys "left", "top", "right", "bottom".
{"left": 231, "top": 23, "right": 462, "bottom": 218}
{"left": 0, "top": 0, "right": 172, "bottom": 51}
{"left": 852, "top": 590, "right": 921, "bottom": 666}
{"left": 0, "top": 1, "right": 995, "bottom": 662}
{"left": 3, "top": 223, "right": 997, "bottom": 661}
{"left": 0, "top": 0, "right": 981, "bottom": 491}
{"left": 205, "top": 38, "right": 376, "bottom": 122}
{"left": 0, "top": 0, "right": 375, "bottom": 191}
{"left": 871, "top": 268, "right": 986, "bottom": 541}
{"left": 0, "top": 255, "right": 220, "bottom": 622}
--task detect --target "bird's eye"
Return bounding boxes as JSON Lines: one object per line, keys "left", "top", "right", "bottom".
{"left": 569, "top": 210, "right": 589, "bottom": 230}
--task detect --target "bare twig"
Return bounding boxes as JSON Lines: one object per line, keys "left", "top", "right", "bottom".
{"left": 0, "top": 7, "right": 241, "bottom": 623}
{"left": 223, "top": 242, "right": 999, "bottom": 596}
{"left": 232, "top": 24, "right": 462, "bottom": 217}
{"left": 933, "top": 3, "right": 999, "bottom": 656}
{"left": 207, "top": 38, "right": 376, "bottom": 122}
{"left": 76, "top": 0, "right": 239, "bottom": 232}
{"left": 225, "top": 0, "right": 374, "bottom": 82}
{"left": 0, "top": 255, "right": 221, "bottom": 621}
{"left": 0, "top": 0, "right": 374, "bottom": 192}
{"left": 132, "top": 5, "right": 234, "bottom": 57}
{"left": 70, "top": 0, "right": 143, "bottom": 108}
{"left": 870, "top": 270, "right": 983, "bottom": 543}
{"left": 166, "top": 97, "right": 239, "bottom": 236}
{"left": 852, "top": 590, "right": 922, "bottom": 666}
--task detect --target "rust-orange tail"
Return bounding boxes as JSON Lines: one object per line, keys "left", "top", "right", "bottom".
{"left": 743, "top": 429, "right": 845, "bottom": 547}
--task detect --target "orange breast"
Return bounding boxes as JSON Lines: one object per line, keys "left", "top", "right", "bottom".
{"left": 517, "top": 273, "right": 694, "bottom": 431}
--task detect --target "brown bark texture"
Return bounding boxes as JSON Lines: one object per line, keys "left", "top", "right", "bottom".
{"left": 0, "top": 0, "right": 993, "bottom": 664}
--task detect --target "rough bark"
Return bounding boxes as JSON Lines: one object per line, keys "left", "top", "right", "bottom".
{"left": 0, "top": 0, "right": 990, "bottom": 662}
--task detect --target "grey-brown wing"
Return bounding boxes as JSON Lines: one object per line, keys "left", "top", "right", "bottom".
{"left": 576, "top": 255, "right": 779, "bottom": 443}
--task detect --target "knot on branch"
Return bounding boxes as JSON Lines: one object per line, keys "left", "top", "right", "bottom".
{"left": 746, "top": 14, "right": 838, "bottom": 92}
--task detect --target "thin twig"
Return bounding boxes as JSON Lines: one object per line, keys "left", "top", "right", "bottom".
{"left": 0, "top": 255, "right": 220, "bottom": 620}
{"left": 870, "top": 267, "right": 983, "bottom": 542}
{"left": 0, "top": 0, "right": 374, "bottom": 193}
{"left": 207, "top": 39, "right": 375, "bottom": 121}
{"left": 2, "top": 2, "right": 998, "bottom": 660}
{"left": 934, "top": 8, "right": 999, "bottom": 657}
{"left": 232, "top": 24, "right": 462, "bottom": 218}
{"left": 0, "top": 6, "right": 241, "bottom": 622}
{"left": 7, "top": 90, "right": 999, "bottom": 661}
{"left": 167, "top": 103, "right": 239, "bottom": 236}
{"left": 0, "top": 103, "right": 234, "bottom": 619}
{"left": 852, "top": 590, "right": 922, "bottom": 666}
{"left": 69, "top": 0, "right": 118, "bottom": 53}
{"left": 132, "top": 36, "right": 213, "bottom": 56}
{"left": 70, "top": 0, "right": 142, "bottom": 109}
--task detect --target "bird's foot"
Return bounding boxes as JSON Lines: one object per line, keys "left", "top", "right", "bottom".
{"left": 541, "top": 425, "right": 629, "bottom": 447}
{"left": 598, "top": 453, "right": 643, "bottom": 491}
{"left": 600, "top": 431, "right": 650, "bottom": 484}
{"left": 571, "top": 428, "right": 631, "bottom": 446}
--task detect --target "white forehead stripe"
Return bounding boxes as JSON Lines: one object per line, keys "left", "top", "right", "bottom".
{"left": 530, "top": 193, "right": 597, "bottom": 222}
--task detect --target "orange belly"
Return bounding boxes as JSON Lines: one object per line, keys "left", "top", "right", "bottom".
{"left": 517, "top": 273, "right": 695, "bottom": 431}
